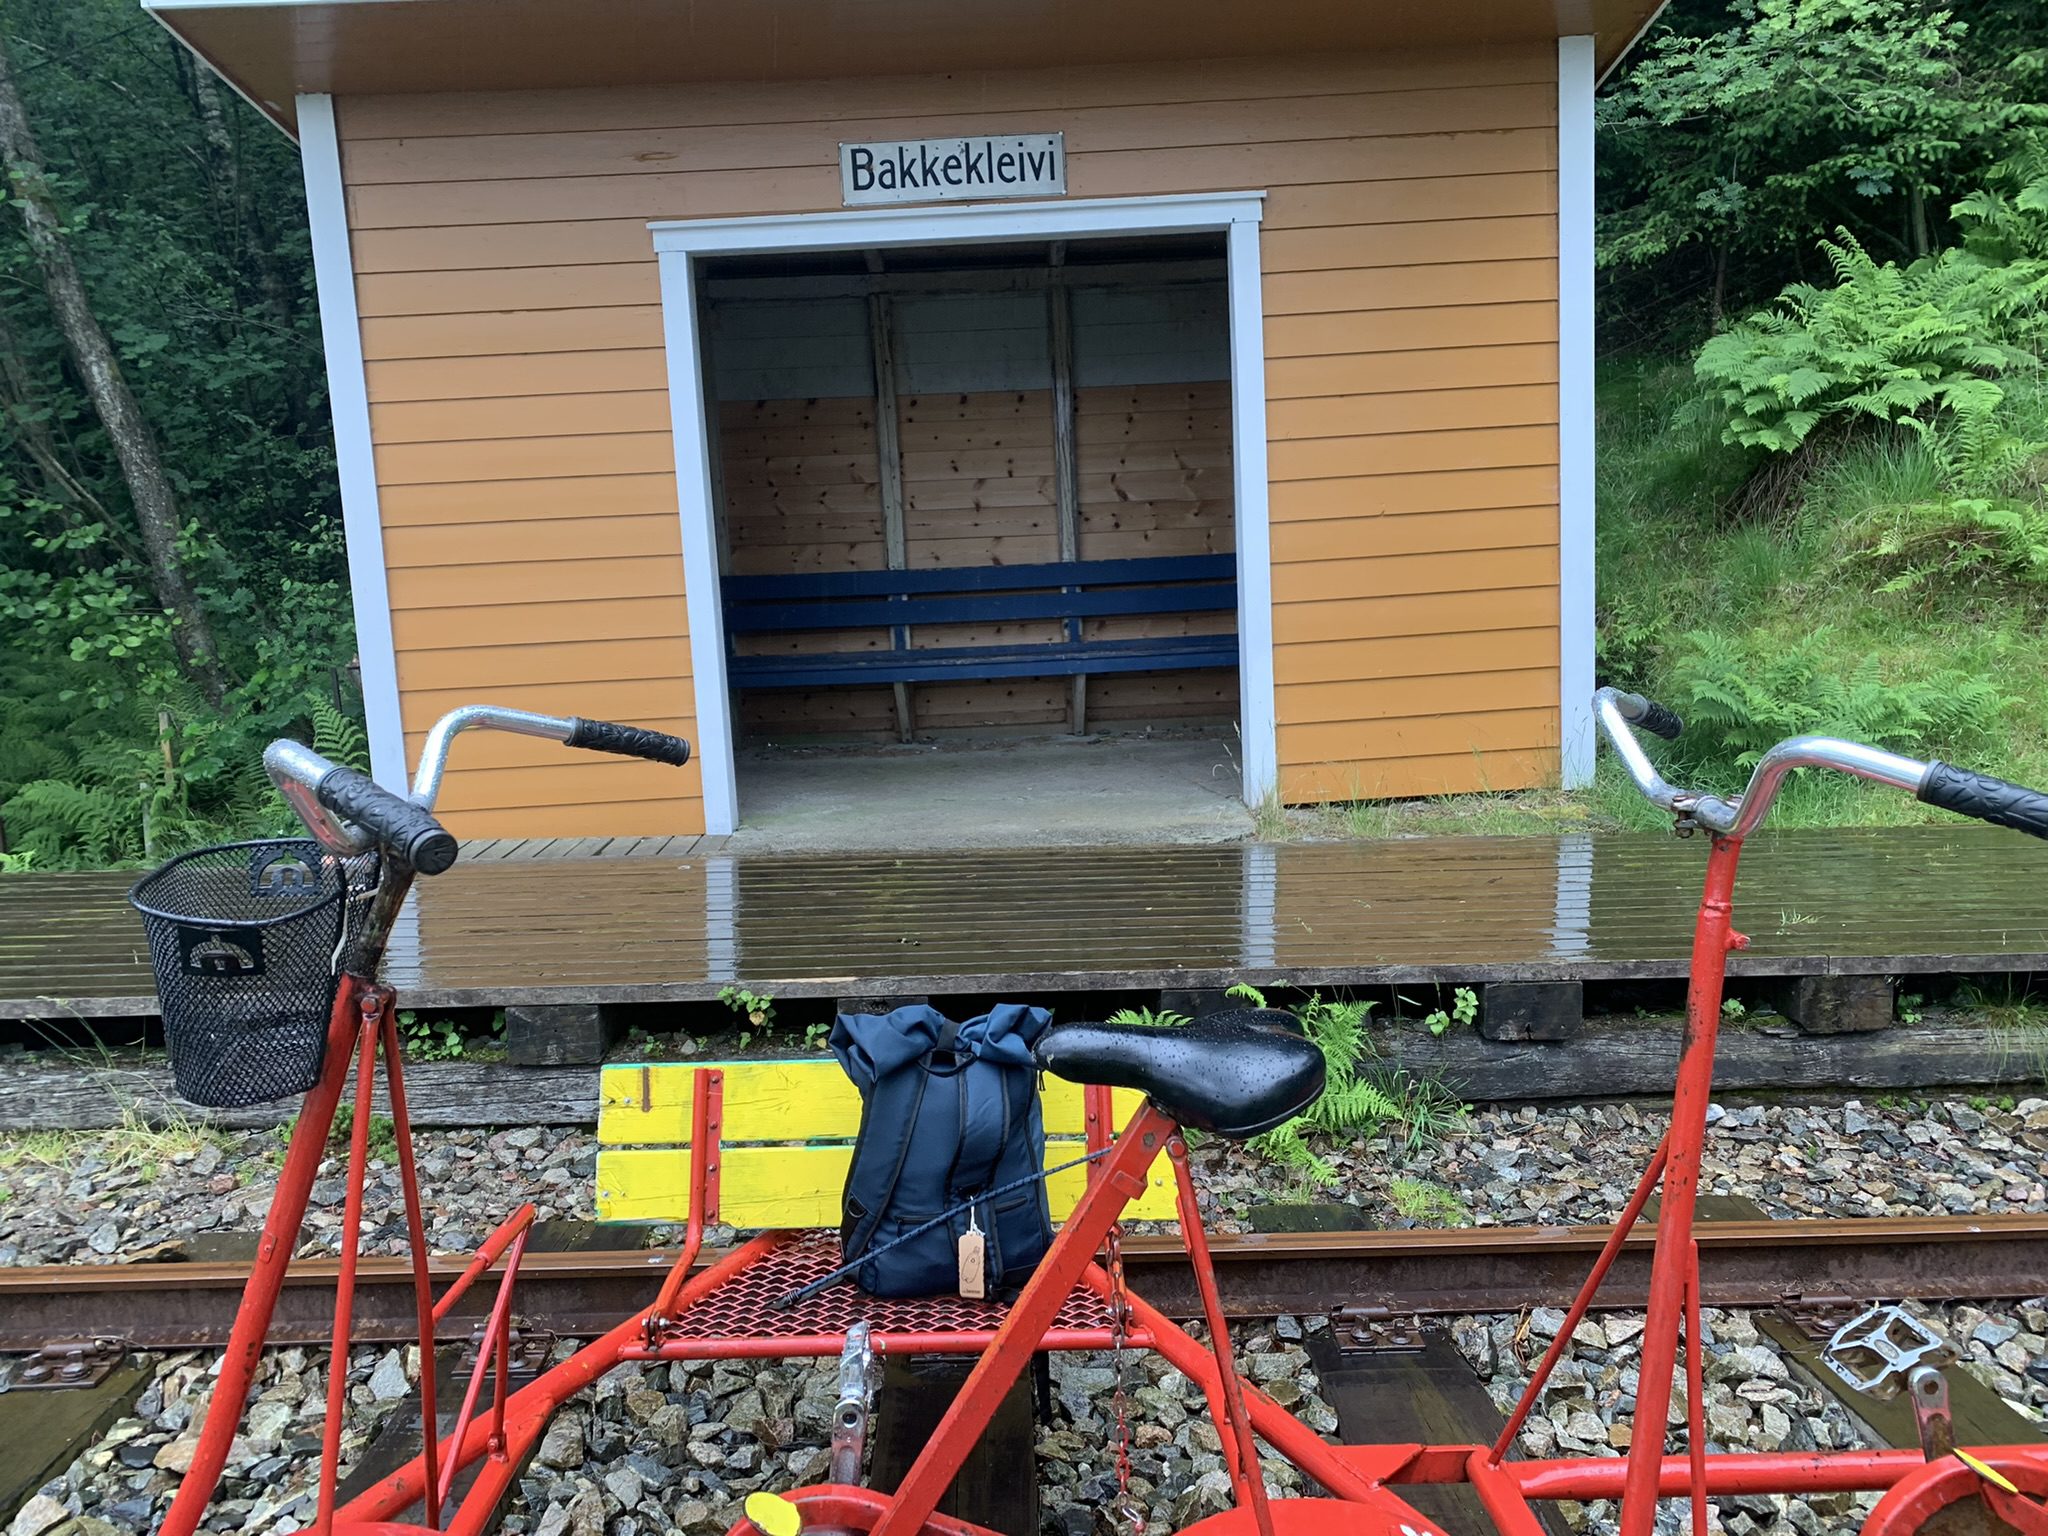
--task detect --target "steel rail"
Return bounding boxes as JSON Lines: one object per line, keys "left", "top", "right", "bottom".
{"left": 2, "top": 1213, "right": 2043, "bottom": 1352}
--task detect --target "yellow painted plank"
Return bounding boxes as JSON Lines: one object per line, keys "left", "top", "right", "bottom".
{"left": 342, "top": 50, "right": 1556, "bottom": 142}
{"left": 1279, "top": 744, "right": 1558, "bottom": 804}
{"left": 1270, "top": 585, "right": 1557, "bottom": 647}
{"left": 598, "top": 1058, "right": 1145, "bottom": 1146}
{"left": 1278, "top": 667, "right": 1559, "bottom": 726}
{"left": 439, "top": 798, "right": 701, "bottom": 840}
{"left": 1280, "top": 706, "right": 1560, "bottom": 764}
{"left": 344, "top": 85, "right": 1556, "bottom": 187}
{"left": 421, "top": 757, "right": 702, "bottom": 815}
{"left": 345, "top": 131, "right": 1555, "bottom": 230}
{"left": 596, "top": 1142, "right": 1177, "bottom": 1225}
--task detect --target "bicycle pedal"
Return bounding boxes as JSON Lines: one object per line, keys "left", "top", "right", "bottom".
{"left": 1821, "top": 1303, "right": 1956, "bottom": 1400}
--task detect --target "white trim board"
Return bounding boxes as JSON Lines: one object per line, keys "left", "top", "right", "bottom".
{"left": 298, "top": 93, "right": 407, "bottom": 791}
{"left": 1557, "top": 37, "right": 1598, "bottom": 790}
{"left": 650, "top": 192, "right": 1273, "bottom": 835}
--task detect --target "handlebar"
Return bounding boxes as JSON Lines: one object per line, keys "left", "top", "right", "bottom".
{"left": 1917, "top": 761, "right": 2048, "bottom": 839}
{"left": 1592, "top": 686, "right": 2048, "bottom": 841}
{"left": 266, "top": 706, "right": 693, "bottom": 871}
{"left": 1608, "top": 690, "right": 1685, "bottom": 742}
{"left": 409, "top": 705, "right": 689, "bottom": 805}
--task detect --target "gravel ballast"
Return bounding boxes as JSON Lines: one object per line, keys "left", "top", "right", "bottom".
{"left": 6, "top": 1092, "right": 2048, "bottom": 1535}
{"left": 12, "top": 1297, "right": 2045, "bottom": 1536}
{"left": 4, "top": 1096, "right": 2046, "bottom": 1268}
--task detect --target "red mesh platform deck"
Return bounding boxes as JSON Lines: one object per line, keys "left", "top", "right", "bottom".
{"left": 648, "top": 1234, "right": 1141, "bottom": 1357}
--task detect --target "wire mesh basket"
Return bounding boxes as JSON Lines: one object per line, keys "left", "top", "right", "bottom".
{"left": 129, "top": 840, "right": 350, "bottom": 1108}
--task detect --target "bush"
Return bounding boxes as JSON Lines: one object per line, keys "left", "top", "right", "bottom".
{"left": 1693, "top": 232, "right": 2042, "bottom": 454}
{"left": 1669, "top": 626, "right": 2007, "bottom": 766}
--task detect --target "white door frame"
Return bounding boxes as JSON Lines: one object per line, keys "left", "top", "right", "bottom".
{"left": 651, "top": 191, "right": 1274, "bottom": 836}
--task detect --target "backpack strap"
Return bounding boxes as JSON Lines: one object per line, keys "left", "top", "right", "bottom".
{"left": 840, "top": 1058, "right": 931, "bottom": 1259}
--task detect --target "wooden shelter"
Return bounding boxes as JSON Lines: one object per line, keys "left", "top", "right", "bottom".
{"left": 147, "top": 0, "right": 1666, "bottom": 838}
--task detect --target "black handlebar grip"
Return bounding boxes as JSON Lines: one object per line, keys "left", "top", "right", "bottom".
{"left": 1636, "top": 699, "right": 1685, "bottom": 741}
{"left": 565, "top": 718, "right": 692, "bottom": 767}
{"left": 1917, "top": 762, "right": 2048, "bottom": 841}
{"left": 314, "top": 766, "right": 460, "bottom": 874}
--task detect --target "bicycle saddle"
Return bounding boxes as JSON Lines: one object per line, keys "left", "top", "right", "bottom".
{"left": 1036, "top": 1008, "right": 1325, "bottom": 1139}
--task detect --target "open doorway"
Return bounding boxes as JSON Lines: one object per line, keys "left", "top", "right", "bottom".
{"left": 653, "top": 195, "right": 1274, "bottom": 841}
{"left": 706, "top": 236, "right": 1240, "bottom": 845}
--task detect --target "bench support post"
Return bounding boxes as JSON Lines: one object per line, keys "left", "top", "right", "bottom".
{"left": 1048, "top": 260, "right": 1087, "bottom": 736}
{"left": 505, "top": 1002, "right": 624, "bottom": 1066}
{"left": 867, "top": 292, "right": 914, "bottom": 743}
{"left": 1478, "top": 981, "right": 1583, "bottom": 1042}
{"left": 1774, "top": 973, "right": 1895, "bottom": 1034}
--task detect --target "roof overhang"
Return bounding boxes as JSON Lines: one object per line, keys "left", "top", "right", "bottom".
{"left": 147, "top": 0, "right": 1668, "bottom": 139}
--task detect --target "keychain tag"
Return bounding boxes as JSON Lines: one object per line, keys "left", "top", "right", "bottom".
{"left": 958, "top": 1207, "right": 987, "bottom": 1299}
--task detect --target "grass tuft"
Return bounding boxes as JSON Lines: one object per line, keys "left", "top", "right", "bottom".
{"left": 0, "top": 1106, "right": 232, "bottom": 1181}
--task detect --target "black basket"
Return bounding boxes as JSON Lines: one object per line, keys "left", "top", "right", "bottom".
{"left": 129, "top": 840, "right": 348, "bottom": 1108}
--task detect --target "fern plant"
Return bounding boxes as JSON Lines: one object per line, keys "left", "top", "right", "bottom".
{"left": 1249, "top": 995, "right": 1400, "bottom": 1186}
{"left": 1105, "top": 1006, "right": 1192, "bottom": 1028}
{"left": 1859, "top": 497, "right": 2048, "bottom": 595}
{"left": 1672, "top": 627, "right": 2007, "bottom": 767}
{"left": 1693, "top": 231, "right": 2042, "bottom": 455}
{"left": 3, "top": 780, "right": 133, "bottom": 866}
{"left": 313, "top": 699, "right": 370, "bottom": 772}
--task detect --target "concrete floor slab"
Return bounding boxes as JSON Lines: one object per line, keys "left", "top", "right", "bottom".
{"left": 728, "top": 734, "right": 1252, "bottom": 852}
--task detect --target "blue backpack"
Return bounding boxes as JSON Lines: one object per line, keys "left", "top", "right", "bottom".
{"left": 831, "top": 1004, "right": 1055, "bottom": 1299}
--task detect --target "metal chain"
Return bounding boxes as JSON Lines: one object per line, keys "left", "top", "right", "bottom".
{"left": 1104, "top": 1224, "right": 1145, "bottom": 1536}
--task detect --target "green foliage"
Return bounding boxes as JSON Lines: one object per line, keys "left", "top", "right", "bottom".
{"left": 718, "top": 987, "right": 778, "bottom": 1032}
{"left": 1104, "top": 1006, "right": 1193, "bottom": 1028}
{"left": 1599, "top": 0, "right": 2048, "bottom": 341}
{"left": 1671, "top": 625, "right": 2007, "bottom": 766}
{"left": 0, "top": 651, "right": 342, "bottom": 867}
{"left": 330, "top": 1104, "right": 399, "bottom": 1163}
{"left": 1855, "top": 493, "right": 2048, "bottom": 594}
{"left": 400, "top": 1010, "right": 465, "bottom": 1062}
{"left": 1596, "top": 348, "right": 2048, "bottom": 833}
{"left": 1693, "top": 232, "right": 2044, "bottom": 453}
{"left": 0, "top": 0, "right": 353, "bottom": 869}
{"left": 1951, "top": 139, "right": 2048, "bottom": 264}
{"left": 1387, "top": 1178, "right": 1471, "bottom": 1227}
{"left": 1248, "top": 994, "right": 1467, "bottom": 1186}
{"left": 4, "top": 778, "right": 131, "bottom": 866}
{"left": 1421, "top": 986, "right": 1480, "bottom": 1038}
{"left": 313, "top": 700, "right": 369, "bottom": 774}
{"left": 397, "top": 1009, "right": 504, "bottom": 1061}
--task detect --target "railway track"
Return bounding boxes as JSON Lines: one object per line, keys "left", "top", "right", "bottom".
{"left": 2, "top": 1212, "right": 2043, "bottom": 1352}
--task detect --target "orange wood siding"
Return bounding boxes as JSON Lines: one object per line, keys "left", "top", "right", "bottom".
{"left": 339, "top": 41, "right": 1559, "bottom": 831}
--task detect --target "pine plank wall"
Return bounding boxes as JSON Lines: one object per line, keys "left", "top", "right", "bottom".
{"left": 716, "top": 279, "right": 1239, "bottom": 741}
{"left": 344, "top": 44, "right": 1562, "bottom": 837}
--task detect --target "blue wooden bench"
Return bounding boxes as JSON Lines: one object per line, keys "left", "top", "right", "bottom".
{"left": 723, "top": 556, "right": 1239, "bottom": 721}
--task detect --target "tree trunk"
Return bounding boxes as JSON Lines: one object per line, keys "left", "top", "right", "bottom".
{"left": 0, "top": 33, "right": 232, "bottom": 703}
{"left": 1709, "top": 243, "right": 1729, "bottom": 331}
{"left": 1909, "top": 184, "right": 1931, "bottom": 260}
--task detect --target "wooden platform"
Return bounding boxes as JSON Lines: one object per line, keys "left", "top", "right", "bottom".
{"left": 6, "top": 826, "right": 2048, "bottom": 1019}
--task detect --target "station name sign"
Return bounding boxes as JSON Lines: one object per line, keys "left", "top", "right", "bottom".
{"left": 841, "top": 133, "right": 1065, "bottom": 206}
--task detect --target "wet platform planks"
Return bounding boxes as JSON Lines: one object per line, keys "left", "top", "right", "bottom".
{"left": 5, "top": 825, "right": 2047, "bottom": 1019}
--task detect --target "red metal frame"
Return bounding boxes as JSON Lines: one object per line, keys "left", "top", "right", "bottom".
{"left": 165, "top": 828, "right": 2048, "bottom": 1536}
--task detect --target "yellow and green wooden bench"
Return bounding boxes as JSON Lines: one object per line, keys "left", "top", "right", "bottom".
{"left": 596, "top": 1057, "right": 1175, "bottom": 1228}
